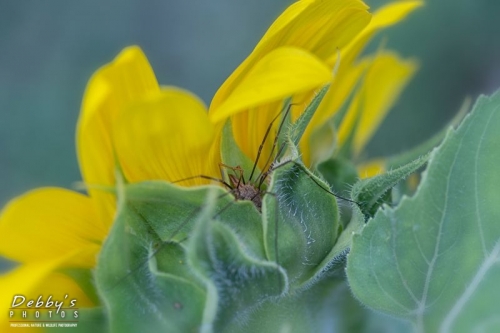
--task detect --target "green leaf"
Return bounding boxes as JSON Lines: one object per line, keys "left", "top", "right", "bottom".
{"left": 351, "top": 153, "right": 430, "bottom": 219}
{"left": 221, "top": 119, "right": 259, "bottom": 181}
{"left": 263, "top": 161, "right": 339, "bottom": 287}
{"left": 288, "top": 84, "right": 330, "bottom": 153}
{"left": 347, "top": 91, "right": 500, "bottom": 332}
{"left": 186, "top": 189, "right": 287, "bottom": 333}
{"left": 277, "top": 97, "right": 293, "bottom": 154}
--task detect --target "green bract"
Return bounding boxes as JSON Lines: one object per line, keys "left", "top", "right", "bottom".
{"left": 91, "top": 89, "right": 500, "bottom": 333}
{"left": 94, "top": 88, "right": 344, "bottom": 332}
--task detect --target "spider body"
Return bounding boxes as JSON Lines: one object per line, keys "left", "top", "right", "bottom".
{"left": 228, "top": 173, "right": 263, "bottom": 211}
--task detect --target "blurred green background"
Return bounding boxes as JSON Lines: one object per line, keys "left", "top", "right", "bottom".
{"left": 1, "top": 0, "right": 499, "bottom": 209}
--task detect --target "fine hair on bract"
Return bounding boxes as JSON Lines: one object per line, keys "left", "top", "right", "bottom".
{"left": 109, "top": 97, "right": 359, "bottom": 292}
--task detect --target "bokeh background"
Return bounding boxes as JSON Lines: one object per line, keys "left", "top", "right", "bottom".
{"left": 1, "top": 0, "right": 499, "bottom": 220}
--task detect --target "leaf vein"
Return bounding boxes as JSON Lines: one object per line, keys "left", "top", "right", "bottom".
{"left": 417, "top": 117, "right": 473, "bottom": 330}
{"left": 473, "top": 104, "right": 498, "bottom": 258}
{"left": 440, "top": 240, "right": 500, "bottom": 333}
{"left": 369, "top": 228, "right": 413, "bottom": 314}
{"left": 391, "top": 211, "right": 420, "bottom": 304}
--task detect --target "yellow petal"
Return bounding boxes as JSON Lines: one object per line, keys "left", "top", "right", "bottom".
{"left": 77, "top": 46, "right": 160, "bottom": 224}
{"left": 371, "top": 1, "right": 423, "bottom": 28}
{"left": 407, "top": 173, "right": 420, "bottom": 192}
{"left": 1, "top": 263, "right": 56, "bottom": 312}
{"left": 113, "top": 87, "right": 220, "bottom": 186}
{"left": 210, "top": 47, "right": 332, "bottom": 124}
{"left": 329, "top": 1, "right": 423, "bottom": 67}
{"left": 255, "top": 0, "right": 370, "bottom": 61}
{"left": 310, "top": 0, "right": 422, "bottom": 130}
{"left": 230, "top": 100, "right": 287, "bottom": 173}
{"left": 336, "top": 85, "right": 363, "bottom": 152}
{"left": 357, "top": 158, "right": 386, "bottom": 178}
{"left": 354, "top": 53, "right": 417, "bottom": 154}
{"left": 0, "top": 188, "right": 103, "bottom": 267}
{"left": 1, "top": 258, "right": 94, "bottom": 331}
{"left": 211, "top": 0, "right": 371, "bottom": 111}
{"left": 300, "top": 1, "right": 422, "bottom": 165}
{"left": 32, "top": 271, "right": 95, "bottom": 307}
{"left": 323, "top": 1, "right": 422, "bottom": 122}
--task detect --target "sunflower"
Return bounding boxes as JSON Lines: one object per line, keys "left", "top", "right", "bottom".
{"left": 0, "top": 0, "right": 421, "bottom": 331}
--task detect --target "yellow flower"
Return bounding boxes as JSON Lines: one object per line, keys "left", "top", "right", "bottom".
{"left": 210, "top": 0, "right": 421, "bottom": 171}
{"left": 0, "top": 43, "right": 330, "bottom": 330}
{"left": 0, "top": 0, "right": 421, "bottom": 329}
{"left": 78, "top": 47, "right": 220, "bottom": 189}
